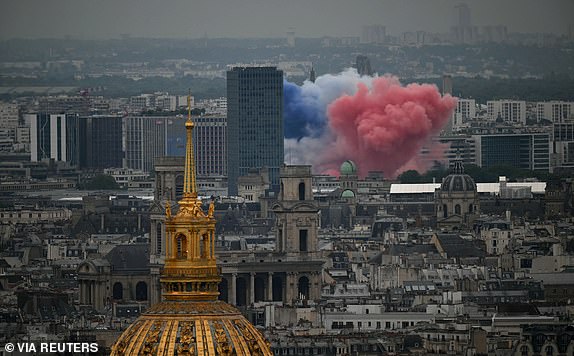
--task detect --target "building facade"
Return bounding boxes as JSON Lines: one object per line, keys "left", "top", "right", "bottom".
{"left": 473, "top": 133, "right": 550, "bottom": 172}
{"left": 78, "top": 115, "right": 123, "bottom": 169}
{"left": 218, "top": 165, "right": 324, "bottom": 306}
{"left": 552, "top": 122, "right": 574, "bottom": 170}
{"left": 124, "top": 115, "right": 226, "bottom": 174}
{"left": 435, "top": 160, "right": 480, "bottom": 229}
{"left": 537, "top": 101, "right": 574, "bottom": 123}
{"left": 227, "top": 66, "right": 284, "bottom": 195}
{"left": 454, "top": 98, "right": 476, "bottom": 128}
{"left": 487, "top": 100, "right": 526, "bottom": 124}
{"left": 28, "top": 113, "right": 79, "bottom": 165}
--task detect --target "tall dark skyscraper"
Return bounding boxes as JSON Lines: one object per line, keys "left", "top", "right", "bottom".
{"left": 227, "top": 66, "right": 284, "bottom": 195}
{"left": 78, "top": 115, "right": 123, "bottom": 169}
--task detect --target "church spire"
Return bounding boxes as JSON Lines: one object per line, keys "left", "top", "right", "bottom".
{"left": 161, "top": 91, "right": 219, "bottom": 302}
{"left": 183, "top": 91, "right": 197, "bottom": 197}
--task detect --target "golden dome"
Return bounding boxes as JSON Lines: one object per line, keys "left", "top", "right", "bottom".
{"left": 110, "top": 94, "right": 272, "bottom": 356}
{"left": 111, "top": 301, "right": 271, "bottom": 355}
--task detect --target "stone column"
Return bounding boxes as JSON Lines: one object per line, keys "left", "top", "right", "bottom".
{"left": 249, "top": 272, "right": 255, "bottom": 305}
{"left": 188, "top": 232, "right": 194, "bottom": 260}
{"left": 286, "top": 272, "right": 297, "bottom": 305}
{"left": 230, "top": 273, "right": 237, "bottom": 305}
{"left": 310, "top": 271, "right": 321, "bottom": 301}
{"left": 212, "top": 232, "right": 216, "bottom": 258}
{"left": 267, "top": 272, "right": 273, "bottom": 301}
{"left": 80, "top": 281, "right": 85, "bottom": 304}
{"left": 90, "top": 281, "right": 95, "bottom": 306}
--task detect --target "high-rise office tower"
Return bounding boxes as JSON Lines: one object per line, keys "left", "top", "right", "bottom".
{"left": 28, "top": 113, "right": 79, "bottom": 165}
{"left": 124, "top": 115, "right": 227, "bottom": 175}
{"left": 227, "top": 66, "right": 284, "bottom": 195}
{"left": 361, "top": 25, "right": 386, "bottom": 44}
{"left": 455, "top": 3, "right": 471, "bottom": 27}
{"left": 78, "top": 115, "right": 123, "bottom": 169}
{"left": 452, "top": 3, "right": 477, "bottom": 44}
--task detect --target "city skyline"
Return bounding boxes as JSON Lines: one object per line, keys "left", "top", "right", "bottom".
{"left": 0, "top": 0, "right": 573, "bottom": 40}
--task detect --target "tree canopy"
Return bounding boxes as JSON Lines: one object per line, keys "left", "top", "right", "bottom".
{"left": 79, "top": 174, "right": 120, "bottom": 190}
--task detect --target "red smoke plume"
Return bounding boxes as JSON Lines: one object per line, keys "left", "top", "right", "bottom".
{"left": 322, "top": 76, "right": 456, "bottom": 177}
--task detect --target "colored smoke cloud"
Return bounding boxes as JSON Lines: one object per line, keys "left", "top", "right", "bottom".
{"left": 283, "top": 69, "right": 373, "bottom": 138}
{"left": 284, "top": 69, "right": 456, "bottom": 178}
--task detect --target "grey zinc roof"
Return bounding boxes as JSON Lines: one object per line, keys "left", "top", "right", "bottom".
{"left": 105, "top": 244, "right": 149, "bottom": 273}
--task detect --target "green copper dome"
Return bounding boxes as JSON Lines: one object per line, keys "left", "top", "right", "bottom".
{"left": 341, "top": 189, "right": 356, "bottom": 198}
{"left": 340, "top": 160, "right": 357, "bottom": 176}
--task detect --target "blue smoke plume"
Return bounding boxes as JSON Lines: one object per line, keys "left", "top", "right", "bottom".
{"left": 283, "top": 80, "right": 327, "bottom": 139}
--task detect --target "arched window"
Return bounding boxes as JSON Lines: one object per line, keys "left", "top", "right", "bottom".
{"left": 545, "top": 345, "right": 554, "bottom": 356}
{"left": 455, "top": 204, "right": 461, "bottom": 215}
{"left": 520, "top": 345, "right": 529, "bottom": 356}
{"left": 136, "top": 281, "right": 147, "bottom": 301}
{"left": 298, "top": 276, "right": 310, "bottom": 300}
{"left": 468, "top": 204, "right": 473, "bottom": 213}
{"left": 298, "top": 182, "right": 305, "bottom": 201}
{"left": 176, "top": 234, "right": 187, "bottom": 259}
{"left": 112, "top": 282, "right": 123, "bottom": 300}
{"left": 443, "top": 204, "right": 448, "bottom": 218}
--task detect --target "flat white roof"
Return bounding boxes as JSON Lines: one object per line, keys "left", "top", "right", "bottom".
{"left": 390, "top": 184, "right": 440, "bottom": 194}
{"left": 390, "top": 182, "right": 546, "bottom": 195}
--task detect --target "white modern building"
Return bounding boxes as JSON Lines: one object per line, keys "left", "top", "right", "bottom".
{"left": 0, "top": 102, "right": 19, "bottom": 129}
{"left": 487, "top": 100, "right": 526, "bottom": 124}
{"left": 537, "top": 101, "right": 574, "bottom": 123}
{"left": 453, "top": 98, "right": 476, "bottom": 128}
{"left": 27, "top": 113, "right": 79, "bottom": 164}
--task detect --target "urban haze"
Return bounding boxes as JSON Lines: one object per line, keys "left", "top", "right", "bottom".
{"left": 1, "top": 0, "right": 574, "bottom": 355}
{"left": 0, "top": 0, "right": 573, "bottom": 39}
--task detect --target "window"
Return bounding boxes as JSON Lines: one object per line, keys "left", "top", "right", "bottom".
{"left": 176, "top": 235, "right": 187, "bottom": 259}
{"left": 299, "top": 230, "right": 308, "bottom": 252}
{"left": 298, "top": 182, "right": 305, "bottom": 201}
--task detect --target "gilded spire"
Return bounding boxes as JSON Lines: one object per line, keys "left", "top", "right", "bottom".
{"left": 161, "top": 94, "right": 219, "bottom": 302}
{"left": 183, "top": 91, "right": 197, "bottom": 197}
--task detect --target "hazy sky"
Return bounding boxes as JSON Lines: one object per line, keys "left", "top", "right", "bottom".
{"left": 1, "top": 0, "right": 572, "bottom": 39}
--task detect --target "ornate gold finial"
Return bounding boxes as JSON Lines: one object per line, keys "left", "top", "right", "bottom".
{"left": 165, "top": 200, "right": 171, "bottom": 218}
{"left": 208, "top": 198, "right": 215, "bottom": 218}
